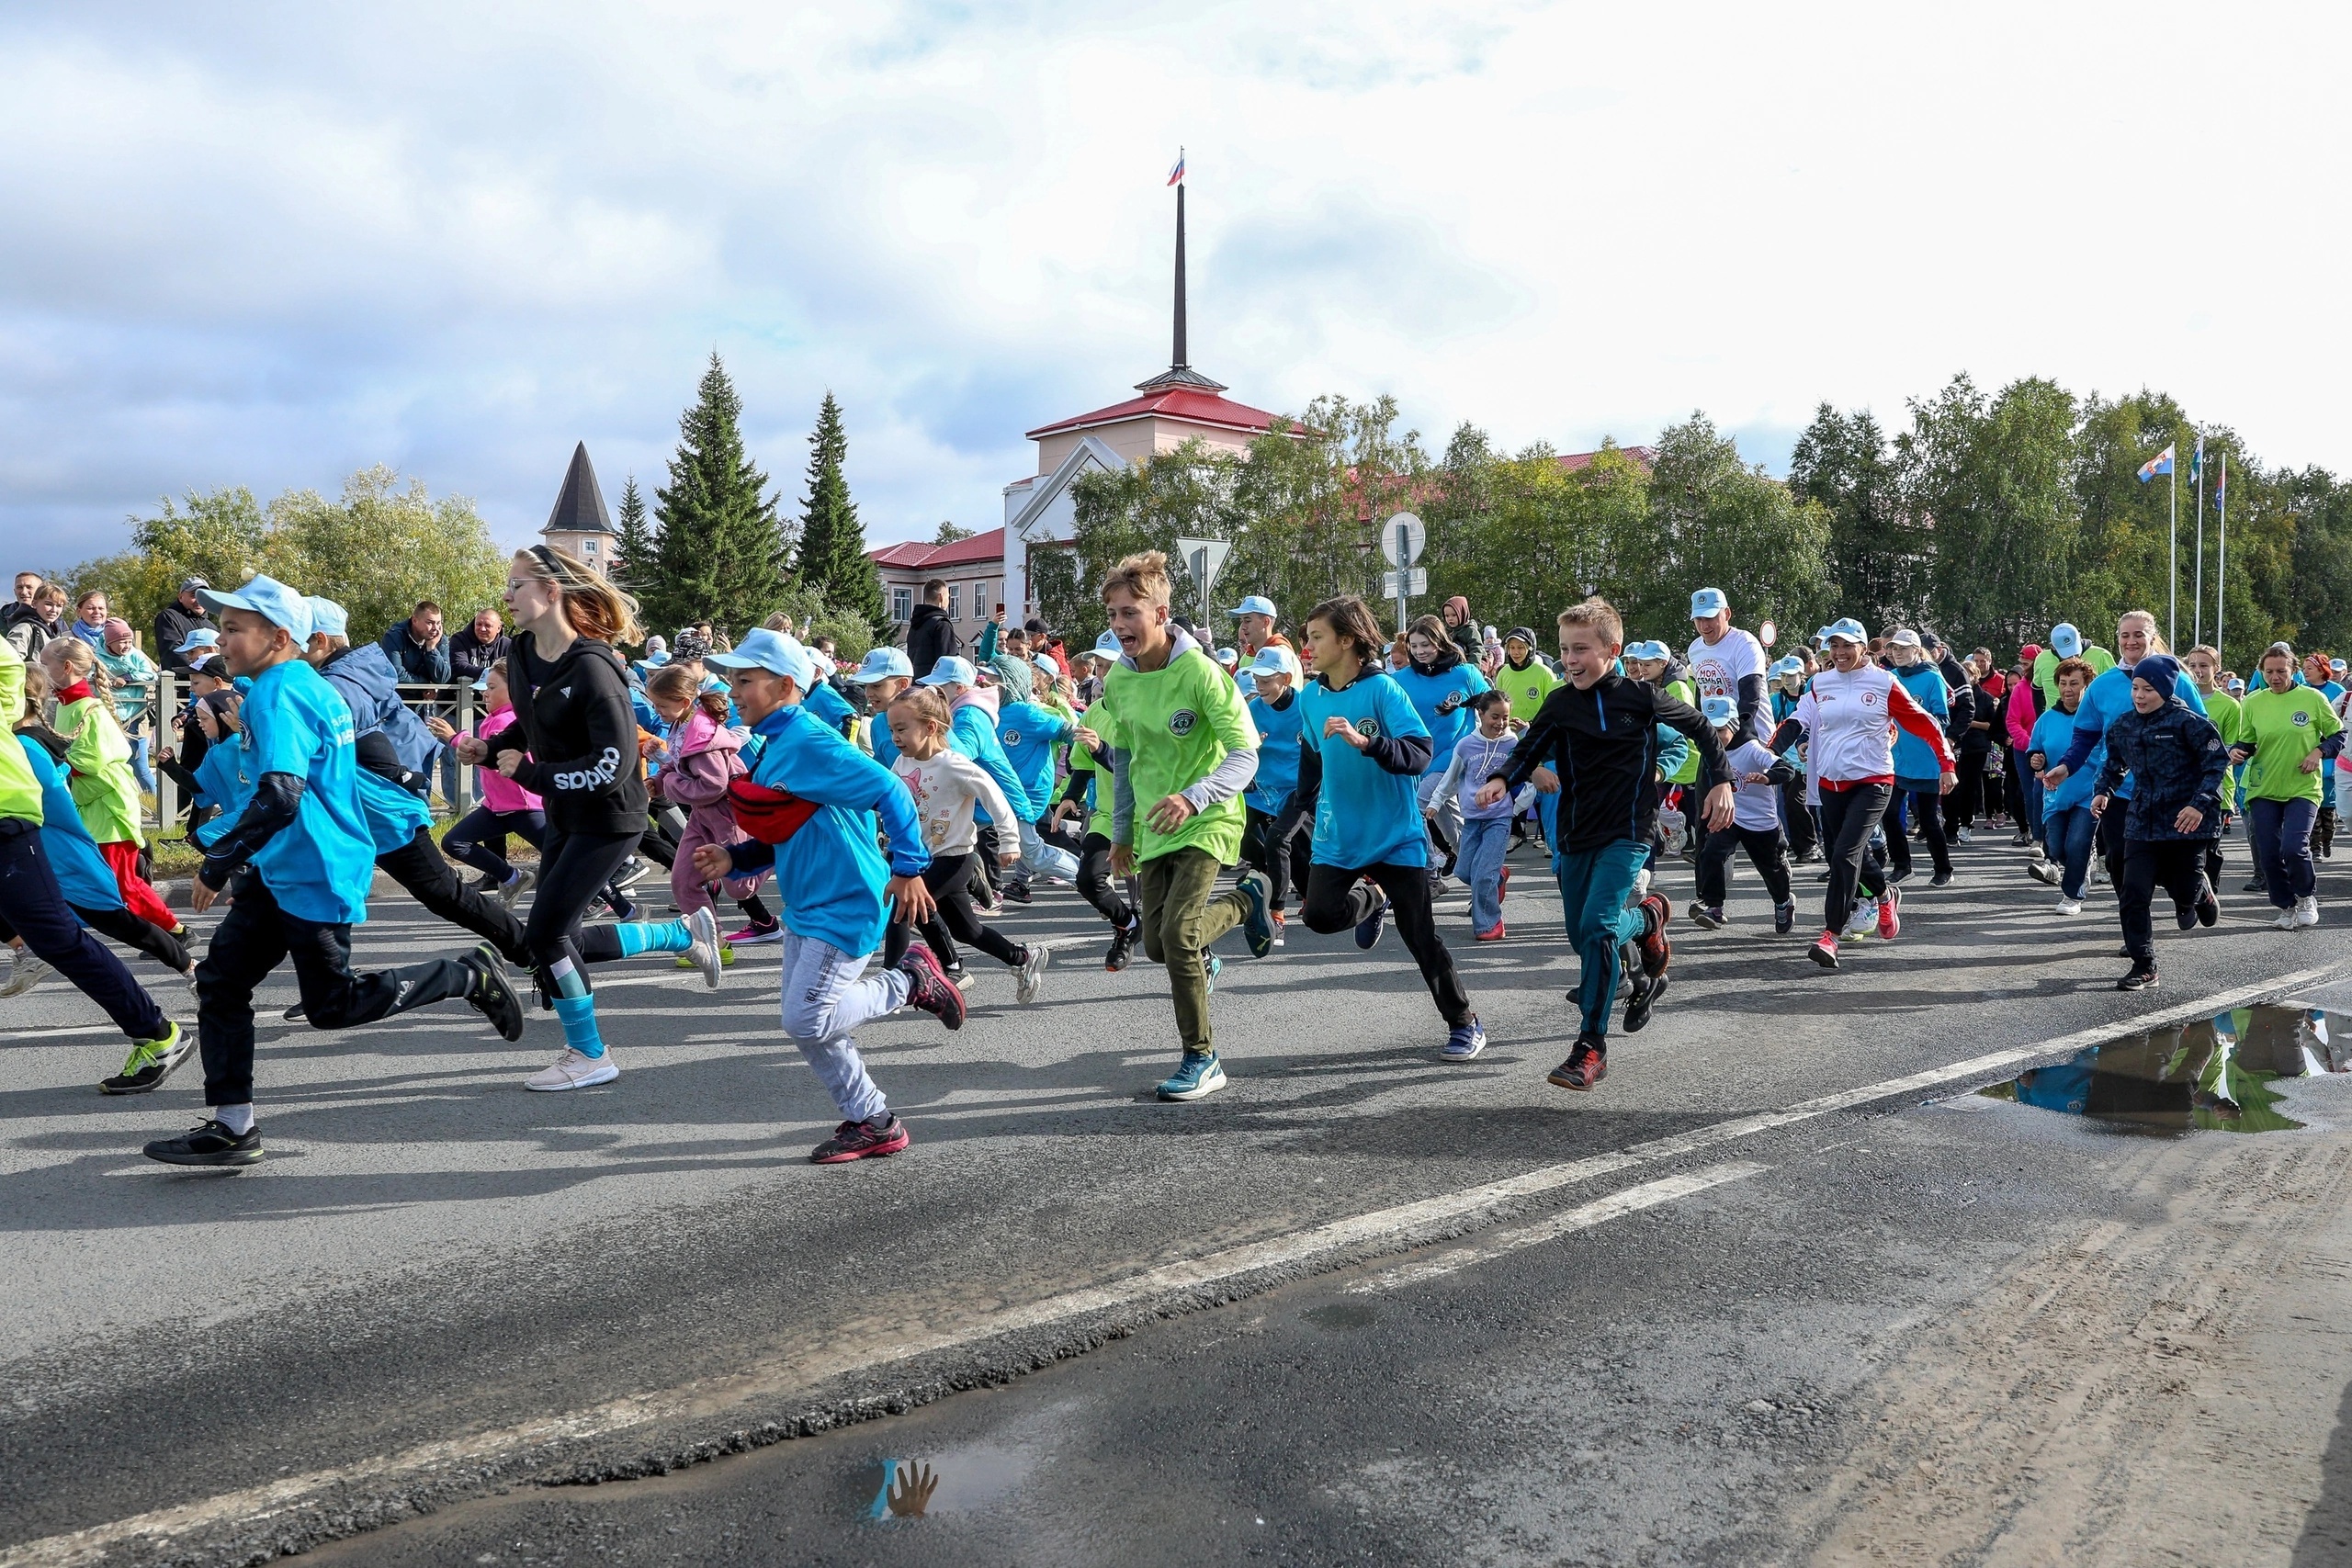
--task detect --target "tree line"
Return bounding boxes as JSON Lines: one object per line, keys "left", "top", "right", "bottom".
{"left": 1050, "top": 377, "right": 2352, "bottom": 672}
{"left": 64, "top": 354, "right": 890, "bottom": 660}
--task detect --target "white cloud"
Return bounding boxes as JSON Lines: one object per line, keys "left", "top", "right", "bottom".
{"left": 4, "top": 0, "right": 2349, "bottom": 574}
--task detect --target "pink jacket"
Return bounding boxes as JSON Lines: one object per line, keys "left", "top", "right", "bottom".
{"left": 653, "top": 708, "right": 745, "bottom": 815}
{"left": 2004, "top": 679, "right": 2037, "bottom": 750}
{"left": 469, "top": 707, "right": 544, "bottom": 814}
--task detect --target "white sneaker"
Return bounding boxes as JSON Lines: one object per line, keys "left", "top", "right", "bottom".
{"left": 685, "top": 906, "right": 724, "bottom": 989}
{"left": 526, "top": 1048, "right": 619, "bottom": 1091}
{"left": 2274, "top": 907, "right": 2300, "bottom": 931}
{"left": 1630, "top": 866, "right": 1654, "bottom": 904}
{"left": 0, "top": 948, "right": 53, "bottom": 998}
{"left": 2091, "top": 862, "right": 2108, "bottom": 886}
{"left": 1845, "top": 901, "right": 1878, "bottom": 940}
{"left": 2054, "top": 897, "right": 2083, "bottom": 915}
{"left": 1014, "top": 942, "right": 1049, "bottom": 1005}
{"left": 2295, "top": 896, "right": 2320, "bottom": 929}
{"left": 1956, "top": 827, "right": 1974, "bottom": 844}
{"left": 500, "top": 866, "right": 537, "bottom": 909}
{"left": 2027, "top": 859, "right": 2062, "bottom": 886}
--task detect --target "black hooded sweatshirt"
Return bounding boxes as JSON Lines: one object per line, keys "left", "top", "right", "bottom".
{"left": 488, "top": 633, "right": 649, "bottom": 836}
{"left": 907, "top": 604, "right": 961, "bottom": 680}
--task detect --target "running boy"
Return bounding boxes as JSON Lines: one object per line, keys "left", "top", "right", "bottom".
{"left": 142, "top": 577, "right": 525, "bottom": 1168}
{"left": 2095, "top": 654, "right": 2227, "bottom": 990}
{"left": 1101, "top": 551, "right": 1274, "bottom": 1102}
{"left": 1689, "top": 694, "right": 1799, "bottom": 933}
{"left": 1478, "top": 598, "right": 1733, "bottom": 1091}
{"left": 695, "top": 629, "right": 966, "bottom": 1163}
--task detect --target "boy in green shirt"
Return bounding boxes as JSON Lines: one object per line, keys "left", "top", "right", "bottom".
{"left": 1102, "top": 551, "right": 1277, "bottom": 1100}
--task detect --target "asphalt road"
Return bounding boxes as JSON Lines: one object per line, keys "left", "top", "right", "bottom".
{"left": 6, "top": 827, "right": 2352, "bottom": 1567}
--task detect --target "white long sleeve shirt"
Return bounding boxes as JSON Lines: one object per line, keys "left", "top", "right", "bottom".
{"left": 892, "top": 749, "right": 1017, "bottom": 858}
{"left": 1787, "top": 663, "right": 1953, "bottom": 788}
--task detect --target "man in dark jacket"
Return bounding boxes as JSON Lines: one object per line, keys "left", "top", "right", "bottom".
{"left": 907, "top": 579, "right": 960, "bottom": 679}
{"left": 379, "top": 601, "right": 452, "bottom": 685}
{"left": 447, "top": 607, "right": 510, "bottom": 684}
{"left": 149, "top": 578, "right": 217, "bottom": 677}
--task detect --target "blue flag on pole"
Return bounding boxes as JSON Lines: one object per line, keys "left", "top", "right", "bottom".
{"left": 2214, "top": 456, "right": 2226, "bottom": 507}
{"left": 2137, "top": 445, "right": 2175, "bottom": 482}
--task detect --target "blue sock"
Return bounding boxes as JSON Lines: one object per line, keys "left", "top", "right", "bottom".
{"left": 614, "top": 919, "right": 694, "bottom": 958}
{"left": 551, "top": 994, "right": 605, "bottom": 1058}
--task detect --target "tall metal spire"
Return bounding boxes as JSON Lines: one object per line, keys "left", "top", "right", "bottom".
{"left": 1136, "top": 168, "right": 1225, "bottom": 394}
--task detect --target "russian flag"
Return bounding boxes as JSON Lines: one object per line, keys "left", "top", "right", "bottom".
{"left": 1167, "top": 149, "right": 1185, "bottom": 186}
{"left": 2137, "top": 445, "right": 2175, "bottom": 483}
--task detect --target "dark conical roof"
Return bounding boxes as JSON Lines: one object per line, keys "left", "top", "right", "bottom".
{"left": 543, "top": 442, "right": 613, "bottom": 536}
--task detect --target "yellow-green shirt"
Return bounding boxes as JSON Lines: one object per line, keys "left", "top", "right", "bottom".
{"left": 0, "top": 640, "right": 41, "bottom": 825}
{"left": 59, "top": 694, "right": 143, "bottom": 844}
{"left": 1104, "top": 642, "right": 1255, "bottom": 865}
{"left": 2233, "top": 686, "right": 2342, "bottom": 804}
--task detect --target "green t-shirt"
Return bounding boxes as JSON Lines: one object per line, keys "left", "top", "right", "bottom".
{"left": 1663, "top": 677, "right": 1701, "bottom": 784}
{"left": 2033, "top": 645, "right": 2117, "bottom": 710}
{"left": 2199, "top": 688, "right": 2241, "bottom": 754}
{"left": 1069, "top": 701, "right": 1120, "bottom": 842}
{"left": 1104, "top": 644, "right": 1254, "bottom": 864}
{"left": 1496, "top": 657, "right": 1559, "bottom": 726}
{"left": 2233, "top": 686, "right": 2343, "bottom": 803}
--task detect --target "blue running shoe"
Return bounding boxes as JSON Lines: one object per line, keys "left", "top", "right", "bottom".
{"left": 1442, "top": 1017, "right": 1486, "bottom": 1061}
{"left": 1354, "top": 891, "right": 1390, "bottom": 950}
{"left": 1236, "top": 869, "right": 1275, "bottom": 957}
{"left": 1204, "top": 953, "right": 1223, "bottom": 994}
{"left": 1156, "top": 1050, "right": 1227, "bottom": 1101}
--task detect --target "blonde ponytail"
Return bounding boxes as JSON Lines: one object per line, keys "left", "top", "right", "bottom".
{"left": 516, "top": 545, "right": 641, "bottom": 646}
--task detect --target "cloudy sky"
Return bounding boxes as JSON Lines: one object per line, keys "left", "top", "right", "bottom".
{"left": 5, "top": 1, "right": 2346, "bottom": 567}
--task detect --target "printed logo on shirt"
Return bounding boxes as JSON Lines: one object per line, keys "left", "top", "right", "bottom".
{"left": 1358, "top": 717, "right": 1382, "bottom": 739}
{"left": 1168, "top": 709, "right": 1197, "bottom": 737}
{"left": 553, "top": 745, "right": 623, "bottom": 792}
{"left": 1001, "top": 729, "right": 1023, "bottom": 746}
{"left": 2293, "top": 711, "right": 2312, "bottom": 727}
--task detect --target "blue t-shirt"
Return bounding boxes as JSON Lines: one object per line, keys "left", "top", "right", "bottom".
{"left": 1297, "top": 672, "right": 1430, "bottom": 869}
{"left": 19, "top": 737, "right": 121, "bottom": 911}
{"left": 1245, "top": 691, "right": 1305, "bottom": 814}
{"left": 1389, "top": 662, "right": 1489, "bottom": 776}
{"left": 995, "top": 701, "right": 1072, "bottom": 817}
{"left": 191, "top": 733, "right": 255, "bottom": 848}
{"left": 240, "top": 658, "right": 376, "bottom": 925}
{"left": 2030, "top": 705, "right": 2097, "bottom": 816}
{"left": 804, "top": 679, "right": 855, "bottom": 734}
{"left": 1891, "top": 663, "right": 1950, "bottom": 782}
{"left": 353, "top": 769, "right": 435, "bottom": 856}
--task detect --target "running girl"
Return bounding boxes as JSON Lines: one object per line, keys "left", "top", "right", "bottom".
{"left": 1239, "top": 643, "right": 1308, "bottom": 944}
{"left": 1295, "top": 595, "right": 1484, "bottom": 1060}
{"left": 39, "top": 635, "right": 177, "bottom": 933}
{"left": 883, "top": 685, "right": 1048, "bottom": 1004}
{"left": 1424, "top": 690, "right": 1524, "bottom": 942}
{"left": 642, "top": 664, "right": 751, "bottom": 965}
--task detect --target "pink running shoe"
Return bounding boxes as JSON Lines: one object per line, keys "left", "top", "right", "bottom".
{"left": 727, "top": 923, "right": 784, "bottom": 946}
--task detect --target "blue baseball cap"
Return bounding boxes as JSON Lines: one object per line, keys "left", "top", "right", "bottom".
{"left": 1702, "top": 695, "right": 1737, "bottom": 725}
{"left": 1623, "top": 640, "right": 1669, "bottom": 661}
{"left": 1823, "top": 617, "right": 1867, "bottom": 645}
{"left": 172, "top": 626, "right": 220, "bottom": 655}
{"left": 707, "top": 627, "right": 815, "bottom": 685}
{"left": 850, "top": 647, "right": 913, "bottom": 683}
{"left": 1227, "top": 594, "right": 1278, "bottom": 619}
{"left": 1091, "top": 631, "right": 1123, "bottom": 660}
{"left": 198, "top": 575, "right": 311, "bottom": 644}
{"left": 1690, "top": 588, "right": 1728, "bottom": 618}
{"left": 1249, "top": 645, "right": 1303, "bottom": 682}
{"left": 304, "top": 596, "right": 350, "bottom": 640}
{"left": 1032, "top": 651, "right": 1061, "bottom": 679}
{"left": 1770, "top": 655, "right": 1804, "bottom": 677}
{"left": 915, "top": 654, "right": 978, "bottom": 688}
{"left": 2050, "top": 622, "right": 2083, "bottom": 658}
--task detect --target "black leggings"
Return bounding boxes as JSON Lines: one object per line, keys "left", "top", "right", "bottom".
{"left": 1076, "top": 831, "right": 1136, "bottom": 929}
{"left": 524, "top": 826, "right": 642, "bottom": 990}
{"left": 2119, "top": 839, "right": 2209, "bottom": 964}
{"left": 442, "top": 807, "right": 633, "bottom": 916}
{"left": 377, "top": 824, "right": 529, "bottom": 967}
{"left": 883, "top": 851, "right": 1026, "bottom": 970}
{"left": 1695, "top": 826, "right": 1792, "bottom": 909}
{"left": 1242, "top": 804, "right": 1312, "bottom": 912}
{"left": 1886, "top": 784, "right": 1949, "bottom": 879}
{"left": 0, "top": 900, "right": 188, "bottom": 974}
{"left": 1818, "top": 784, "right": 1892, "bottom": 934}
{"left": 1300, "top": 862, "right": 1473, "bottom": 1028}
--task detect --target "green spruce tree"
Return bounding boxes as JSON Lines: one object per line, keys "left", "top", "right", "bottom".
{"left": 649, "top": 353, "right": 790, "bottom": 637}
{"left": 793, "top": 392, "right": 888, "bottom": 633}
{"left": 610, "top": 474, "right": 658, "bottom": 604}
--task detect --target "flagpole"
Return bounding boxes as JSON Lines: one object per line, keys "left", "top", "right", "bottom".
{"left": 2192, "top": 437, "right": 2205, "bottom": 649}
{"left": 2168, "top": 459, "right": 2177, "bottom": 650}
{"left": 2215, "top": 457, "right": 2228, "bottom": 669}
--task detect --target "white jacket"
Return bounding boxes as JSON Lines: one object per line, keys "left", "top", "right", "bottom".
{"left": 1789, "top": 663, "right": 1951, "bottom": 786}
{"left": 892, "top": 749, "right": 1016, "bottom": 858}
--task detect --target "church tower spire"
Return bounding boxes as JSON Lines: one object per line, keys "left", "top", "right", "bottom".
{"left": 1135, "top": 161, "right": 1226, "bottom": 394}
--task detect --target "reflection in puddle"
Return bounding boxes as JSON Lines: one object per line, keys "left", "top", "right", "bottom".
{"left": 864, "top": 1442, "right": 1039, "bottom": 1521}
{"left": 1981, "top": 1005, "right": 2351, "bottom": 1134}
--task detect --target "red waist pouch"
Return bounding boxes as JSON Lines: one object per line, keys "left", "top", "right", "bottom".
{"left": 728, "top": 777, "right": 821, "bottom": 844}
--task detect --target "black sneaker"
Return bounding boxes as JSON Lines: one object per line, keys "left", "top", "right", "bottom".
{"left": 282, "top": 1002, "right": 308, "bottom": 1021}
{"left": 100, "top": 1022, "right": 197, "bottom": 1095}
{"left": 2194, "top": 880, "right": 2221, "bottom": 928}
{"left": 2243, "top": 878, "right": 2267, "bottom": 894}
{"left": 1930, "top": 868, "right": 1953, "bottom": 887}
{"left": 1001, "top": 879, "right": 1033, "bottom": 905}
{"left": 898, "top": 943, "right": 967, "bottom": 1031}
{"left": 1622, "top": 948, "right": 1666, "bottom": 1034}
{"left": 1104, "top": 918, "right": 1140, "bottom": 972}
{"left": 1354, "top": 890, "right": 1390, "bottom": 950}
{"left": 1774, "top": 901, "right": 1797, "bottom": 935}
{"left": 1548, "top": 1034, "right": 1607, "bottom": 1091}
{"left": 465, "top": 944, "right": 526, "bottom": 1042}
{"left": 2116, "top": 964, "right": 2159, "bottom": 991}
{"left": 144, "top": 1119, "right": 264, "bottom": 1168}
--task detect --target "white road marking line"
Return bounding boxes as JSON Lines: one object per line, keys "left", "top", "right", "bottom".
{"left": 1345, "top": 1162, "right": 1770, "bottom": 1294}
{"left": 0, "top": 963, "right": 2336, "bottom": 1567}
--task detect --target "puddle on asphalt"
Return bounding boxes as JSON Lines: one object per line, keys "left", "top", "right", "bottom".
{"left": 863, "top": 1441, "right": 1039, "bottom": 1521}
{"left": 1980, "top": 1005, "right": 2352, "bottom": 1135}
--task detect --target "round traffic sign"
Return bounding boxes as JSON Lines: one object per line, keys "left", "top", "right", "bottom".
{"left": 1384, "top": 513, "right": 1426, "bottom": 570}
